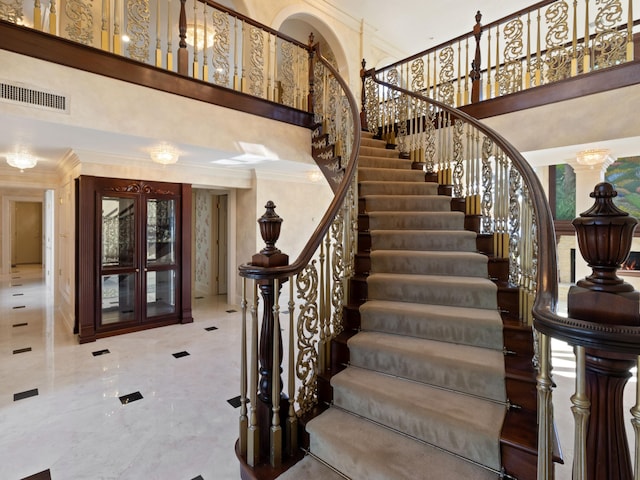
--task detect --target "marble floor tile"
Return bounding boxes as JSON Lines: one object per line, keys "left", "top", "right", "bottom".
{"left": 1, "top": 266, "right": 242, "bottom": 480}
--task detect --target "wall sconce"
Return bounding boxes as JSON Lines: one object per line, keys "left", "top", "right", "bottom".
{"left": 149, "top": 143, "right": 180, "bottom": 165}
{"left": 576, "top": 148, "right": 611, "bottom": 167}
{"left": 5, "top": 150, "right": 38, "bottom": 172}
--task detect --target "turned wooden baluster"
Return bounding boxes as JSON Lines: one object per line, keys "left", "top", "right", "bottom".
{"left": 569, "top": 182, "right": 639, "bottom": 480}
{"left": 177, "top": 0, "right": 188, "bottom": 75}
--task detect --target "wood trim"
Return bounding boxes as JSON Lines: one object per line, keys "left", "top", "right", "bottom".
{"left": 0, "top": 20, "right": 314, "bottom": 129}
{"left": 181, "top": 183, "right": 194, "bottom": 324}
{"left": 460, "top": 61, "right": 640, "bottom": 120}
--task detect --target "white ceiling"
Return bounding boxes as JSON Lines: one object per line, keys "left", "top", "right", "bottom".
{"left": 323, "top": 0, "right": 537, "bottom": 54}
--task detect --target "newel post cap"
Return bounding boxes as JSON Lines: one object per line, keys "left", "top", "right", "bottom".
{"left": 252, "top": 201, "right": 289, "bottom": 268}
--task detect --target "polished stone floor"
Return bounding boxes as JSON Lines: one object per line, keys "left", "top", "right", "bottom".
{"left": 1, "top": 265, "right": 242, "bottom": 480}
{"left": 1, "top": 266, "right": 637, "bottom": 479}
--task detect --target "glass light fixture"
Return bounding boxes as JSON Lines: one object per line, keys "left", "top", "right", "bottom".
{"left": 149, "top": 143, "right": 180, "bottom": 165}
{"left": 185, "top": 23, "right": 215, "bottom": 51}
{"left": 6, "top": 150, "right": 38, "bottom": 172}
{"left": 576, "top": 148, "right": 611, "bottom": 166}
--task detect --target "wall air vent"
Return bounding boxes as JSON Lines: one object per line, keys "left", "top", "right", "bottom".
{"left": 0, "top": 80, "right": 69, "bottom": 113}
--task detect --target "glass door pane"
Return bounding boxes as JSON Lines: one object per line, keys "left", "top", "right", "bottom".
{"left": 100, "top": 196, "right": 138, "bottom": 326}
{"left": 146, "top": 199, "right": 175, "bottom": 265}
{"left": 145, "top": 198, "right": 178, "bottom": 319}
{"left": 101, "top": 273, "right": 136, "bottom": 324}
{"left": 146, "top": 270, "right": 176, "bottom": 317}
{"left": 102, "top": 197, "right": 136, "bottom": 267}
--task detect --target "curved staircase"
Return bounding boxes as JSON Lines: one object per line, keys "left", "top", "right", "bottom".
{"left": 278, "top": 131, "right": 530, "bottom": 479}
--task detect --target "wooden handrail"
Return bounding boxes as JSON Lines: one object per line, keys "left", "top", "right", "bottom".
{"left": 197, "top": 0, "right": 311, "bottom": 51}
{"left": 238, "top": 45, "right": 361, "bottom": 280}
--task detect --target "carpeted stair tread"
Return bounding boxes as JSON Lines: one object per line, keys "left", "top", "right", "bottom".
{"left": 359, "top": 145, "right": 402, "bottom": 158}
{"left": 306, "top": 408, "right": 500, "bottom": 480}
{"left": 331, "top": 367, "right": 506, "bottom": 470}
{"left": 370, "top": 250, "right": 488, "bottom": 277}
{"left": 360, "top": 299, "right": 503, "bottom": 349}
{"left": 276, "top": 454, "right": 345, "bottom": 480}
{"left": 367, "top": 273, "right": 498, "bottom": 309}
{"left": 370, "top": 229, "right": 478, "bottom": 251}
{"left": 359, "top": 180, "right": 439, "bottom": 196}
{"left": 348, "top": 331, "right": 506, "bottom": 401}
{"left": 360, "top": 137, "right": 387, "bottom": 149}
{"left": 359, "top": 155, "right": 412, "bottom": 169}
{"left": 368, "top": 211, "right": 465, "bottom": 230}
{"left": 359, "top": 167, "right": 426, "bottom": 182}
{"left": 363, "top": 194, "right": 452, "bottom": 212}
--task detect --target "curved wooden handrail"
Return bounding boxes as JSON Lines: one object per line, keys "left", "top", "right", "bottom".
{"left": 238, "top": 46, "right": 361, "bottom": 280}
{"left": 364, "top": 69, "right": 559, "bottom": 324}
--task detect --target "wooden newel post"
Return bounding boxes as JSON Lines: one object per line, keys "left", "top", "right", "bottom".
{"left": 471, "top": 11, "right": 483, "bottom": 103}
{"left": 308, "top": 33, "right": 316, "bottom": 113}
{"left": 568, "top": 182, "right": 639, "bottom": 480}
{"left": 360, "top": 58, "right": 369, "bottom": 132}
{"left": 177, "top": 0, "right": 188, "bottom": 75}
{"left": 251, "top": 201, "right": 289, "bottom": 463}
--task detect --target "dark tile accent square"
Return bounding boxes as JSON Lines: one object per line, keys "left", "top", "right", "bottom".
{"left": 13, "top": 347, "right": 32, "bottom": 354}
{"left": 227, "top": 395, "right": 250, "bottom": 408}
{"left": 12, "top": 293, "right": 24, "bottom": 296}
{"left": 119, "top": 391, "right": 143, "bottom": 405}
{"left": 226, "top": 309, "right": 237, "bottom": 313}
{"left": 172, "top": 351, "right": 190, "bottom": 358}
{"left": 191, "top": 476, "right": 204, "bottom": 480}
{"left": 12, "top": 284, "right": 23, "bottom": 287}
{"left": 14, "top": 388, "right": 39, "bottom": 401}
{"left": 195, "top": 296, "right": 204, "bottom": 299}
{"left": 204, "top": 326, "right": 218, "bottom": 331}
{"left": 21, "top": 469, "right": 52, "bottom": 480}
{"left": 92, "top": 349, "right": 110, "bottom": 357}
{"left": 13, "top": 322, "right": 28, "bottom": 327}
{"left": 13, "top": 305, "right": 26, "bottom": 309}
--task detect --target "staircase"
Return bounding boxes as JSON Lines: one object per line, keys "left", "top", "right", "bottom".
{"left": 277, "top": 131, "right": 539, "bottom": 479}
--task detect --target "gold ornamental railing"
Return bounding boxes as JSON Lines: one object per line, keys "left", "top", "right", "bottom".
{"left": 236, "top": 44, "right": 359, "bottom": 470}
{"left": 374, "top": 0, "right": 637, "bottom": 108}
{"left": 0, "top": 0, "right": 311, "bottom": 109}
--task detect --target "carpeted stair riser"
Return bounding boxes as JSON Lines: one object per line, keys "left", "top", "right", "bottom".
{"left": 370, "top": 229, "right": 478, "bottom": 252}
{"left": 368, "top": 211, "right": 465, "bottom": 230}
{"left": 347, "top": 331, "right": 506, "bottom": 401}
{"left": 359, "top": 155, "right": 413, "bottom": 169}
{"left": 359, "top": 145, "right": 404, "bottom": 158}
{"left": 360, "top": 300, "right": 504, "bottom": 350}
{"left": 359, "top": 167, "right": 426, "bottom": 182}
{"left": 362, "top": 195, "right": 452, "bottom": 212}
{"left": 367, "top": 273, "right": 498, "bottom": 309}
{"left": 306, "top": 408, "right": 499, "bottom": 480}
{"left": 359, "top": 181, "right": 439, "bottom": 196}
{"left": 331, "top": 368, "right": 505, "bottom": 471}
{"left": 370, "top": 250, "right": 489, "bottom": 277}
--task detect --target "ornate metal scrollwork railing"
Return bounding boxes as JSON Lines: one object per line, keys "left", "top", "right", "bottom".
{"left": 362, "top": 66, "right": 560, "bottom": 477}
{"left": 0, "top": 0, "right": 311, "bottom": 110}
{"left": 236, "top": 44, "right": 359, "bottom": 470}
{"left": 373, "top": 0, "right": 637, "bottom": 107}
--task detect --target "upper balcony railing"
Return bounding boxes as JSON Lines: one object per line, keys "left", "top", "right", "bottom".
{"left": 0, "top": 0, "right": 312, "bottom": 111}
{"left": 374, "top": 0, "right": 638, "bottom": 108}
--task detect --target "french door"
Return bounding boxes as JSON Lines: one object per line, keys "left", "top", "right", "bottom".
{"left": 76, "top": 176, "right": 192, "bottom": 343}
{"left": 100, "top": 194, "right": 178, "bottom": 327}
